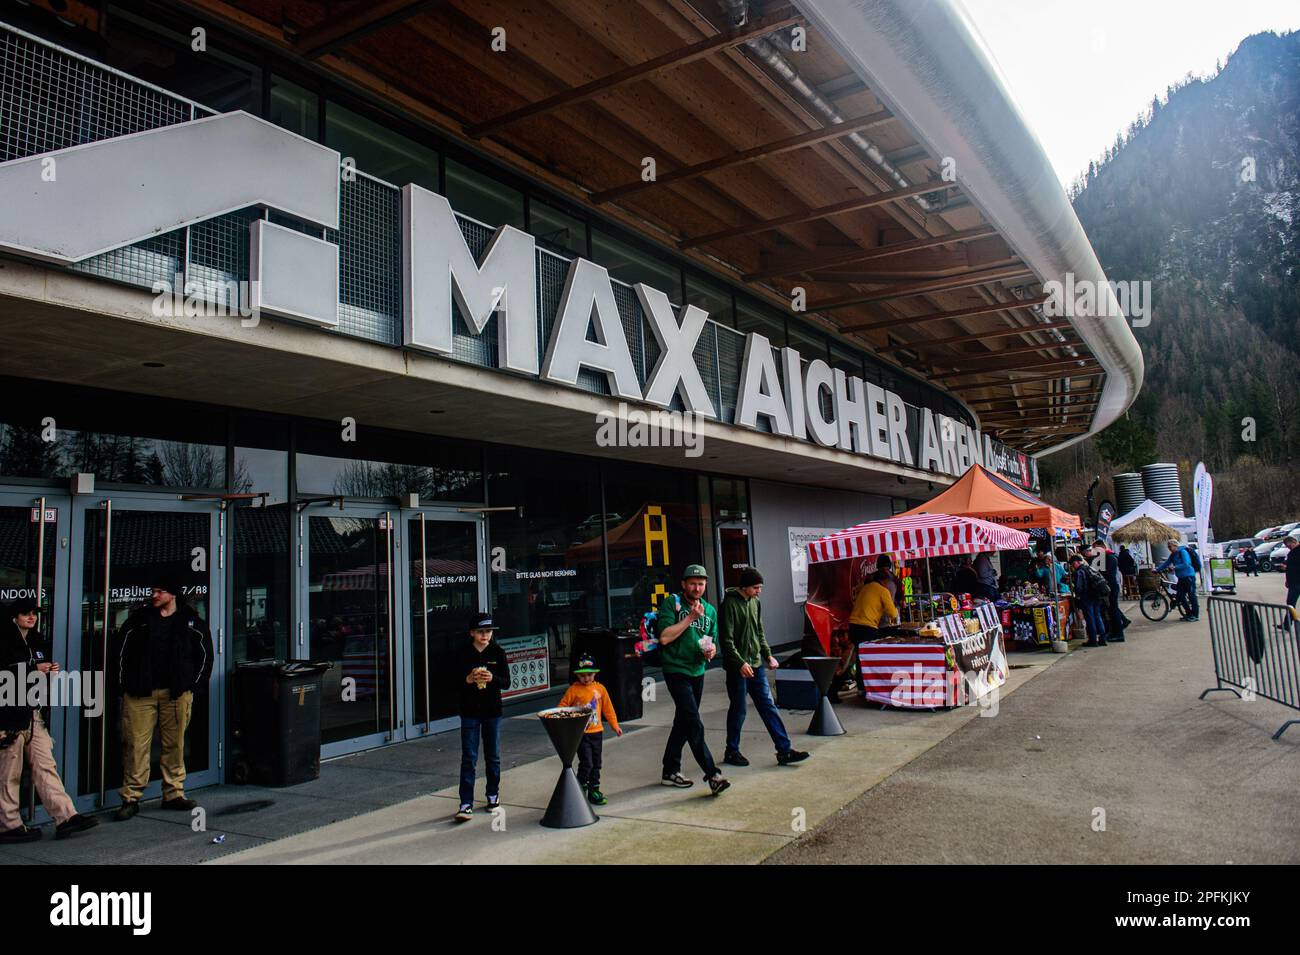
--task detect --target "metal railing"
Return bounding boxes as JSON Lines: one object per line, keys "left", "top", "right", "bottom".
{"left": 0, "top": 19, "right": 946, "bottom": 440}
{"left": 1202, "top": 595, "right": 1300, "bottom": 739}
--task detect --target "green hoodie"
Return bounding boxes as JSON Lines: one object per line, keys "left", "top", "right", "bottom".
{"left": 718, "top": 587, "right": 772, "bottom": 672}
{"left": 655, "top": 592, "right": 717, "bottom": 677}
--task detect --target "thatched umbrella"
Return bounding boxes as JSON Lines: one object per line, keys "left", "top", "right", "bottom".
{"left": 1112, "top": 516, "right": 1181, "bottom": 545}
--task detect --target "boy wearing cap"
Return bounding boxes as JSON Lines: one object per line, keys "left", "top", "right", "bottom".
{"left": 655, "top": 564, "right": 729, "bottom": 796}
{"left": 112, "top": 575, "right": 213, "bottom": 820}
{"left": 557, "top": 654, "right": 622, "bottom": 805}
{"left": 454, "top": 612, "right": 511, "bottom": 822}
{"left": 718, "top": 567, "right": 809, "bottom": 768}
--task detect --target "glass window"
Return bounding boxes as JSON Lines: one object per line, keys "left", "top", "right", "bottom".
{"left": 486, "top": 448, "right": 607, "bottom": 689}
{"left": 685, "top": 275, "right": 732, "bottom": 325}
{"left": 591, "top": 229, "right": 681, "bottom": 302}
{"left": 786, "top": 320, "right": 827, "bottom": 360}
{"left": 530, "top": 200, "right": 586, "bottom": 258}
{"left": 446, "top": 158, "right": 525, "bottom": 230}
{"left": 268, "top": 75, "right": 318, "bottom": 139}
{"left": 711, "top": 478, "right": 749, "bottom": 521}
{"left": 736, "top": 298, "right": 786, "bottom": 345}
{"left": 601, "top": 462, "right": 704, "bottom": 630}
{"left": 0, "top": 378, "right": 226, "bottom": 489}
{"left": 830, "top": 343, "right": 864, "bottom": 381}
{"left": 326, "top": 102, "right": 437, "bottom": 191}
{"left": 231, "top": 415, "right": 290, "bottom": 663}
{"left": 294, "top": 419, "right": 483, "bottom": 502}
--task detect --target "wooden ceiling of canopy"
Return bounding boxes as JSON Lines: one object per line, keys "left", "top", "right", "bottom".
{"left": 163, "top": 0, "right": 1102, "bottom": 449}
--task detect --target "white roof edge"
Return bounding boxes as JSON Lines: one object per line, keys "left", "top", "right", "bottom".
{"left": 796, "top": 0, "right": 1144, "bottom": 456}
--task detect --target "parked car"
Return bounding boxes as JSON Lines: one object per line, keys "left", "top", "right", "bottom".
{"left": 1264, "top": 540, "right": 1293, "bottom": 572}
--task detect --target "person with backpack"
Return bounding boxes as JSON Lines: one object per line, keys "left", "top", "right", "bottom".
{"left": 1088, "top": 542, "right": 1128, "bottom": 642}
{"left": 717, "top": 567, "right": 809, "bottom": 769}
{"left": 1156, "top": 539, "right": 1200, "bottom": 622}
{"left": 655, "top": 565, "right": 729, "bottom": 796}
{"left": 1068, "top": 554, "right": 1109, "bottom": 646}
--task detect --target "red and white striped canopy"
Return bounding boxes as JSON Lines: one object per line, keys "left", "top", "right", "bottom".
{"left": 806, "top": 513, "right": 1031, "bottom": 565}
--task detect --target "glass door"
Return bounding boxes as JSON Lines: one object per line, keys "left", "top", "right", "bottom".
{"left": 716, "top": 521, "right": 754, "bottom": 590}
{"left": 0, "top": 490, "right": 70, "bottom": 823}
{"left": 66, "top": 495, "right": 223, "bottom": 810}
{"left": 401, "top": 511, "right": 485, "bottom": 736}
{"left": 299, "top": 505, "right": 397, "bottom": 756}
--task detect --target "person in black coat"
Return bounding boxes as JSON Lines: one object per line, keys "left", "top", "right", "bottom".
{"left": 111, "top": 575, "right": 213, "bottom": 821}
{"left": 453, "top": 611, "right": 511, "bottom": 822}
{"left": 1279, "top": 537, "right": 1300, "bottom": 632}
{"left": 0, "top": 598, "right": 98, "bottom": 842}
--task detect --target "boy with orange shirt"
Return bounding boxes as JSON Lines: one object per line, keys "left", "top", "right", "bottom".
{"left": 558, "top": 654, "right": 622, "bottom": 805}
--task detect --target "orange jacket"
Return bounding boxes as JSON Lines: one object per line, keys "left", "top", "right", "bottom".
{"left": 558, "top": 680, "right": 620, "bottom": 734}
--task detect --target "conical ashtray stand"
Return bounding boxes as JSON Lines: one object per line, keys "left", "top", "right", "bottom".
{"left": 537, "top": 707, "right": 599, "bottom": 828}
{"left": 804, "top": 656, "right": 846, "bottom": 736}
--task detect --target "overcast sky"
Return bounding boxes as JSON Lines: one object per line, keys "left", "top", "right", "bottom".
{"left": 960, "top": 0, "right": 1300, "bottom": 188}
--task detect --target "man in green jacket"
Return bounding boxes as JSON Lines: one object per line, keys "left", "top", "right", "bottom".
{"left": 719, "top": 567, "right": 810, "bottom": 768}
{"left": 656, "top": 564, "right": 729, "bottom": 795}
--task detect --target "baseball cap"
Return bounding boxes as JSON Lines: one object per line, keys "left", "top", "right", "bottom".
{"left": 573, "top": 654, "right": 599, "bottom": 674}
{"left": 682, "top": 564, "right": 708, "bottom": 580}
{"left": 468, "top": 611, "right": 498, "bottom": 631}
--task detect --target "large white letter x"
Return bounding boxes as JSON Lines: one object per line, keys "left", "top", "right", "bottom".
{"left": 634, "top": 283, "right": 717, "bottom": 418}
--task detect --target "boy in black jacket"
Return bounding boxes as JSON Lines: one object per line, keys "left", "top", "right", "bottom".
{"left": 112, "top": 575, "right": 214, "bottom": 821}
{"left": 454, "top": 612, "right": 511, "bottom": 822}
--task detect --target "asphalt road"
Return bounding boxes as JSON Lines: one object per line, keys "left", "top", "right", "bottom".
{"left": 767, "top": 574, "right": 1300, "bottom": 864}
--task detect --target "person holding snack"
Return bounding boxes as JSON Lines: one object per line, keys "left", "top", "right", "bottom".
{"left": 557, "top": 653, "right": 622, "bottom": 805}
{"left": 454, "top": 611, "right": 511, "bottom": 822}
{"left": 655, "top": 565, "right": 729, "bottom": 796}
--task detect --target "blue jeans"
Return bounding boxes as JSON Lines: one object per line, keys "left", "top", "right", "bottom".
{"left": 459, "top": 716, "right": 501, "bottom": 806}
{"left": 1082, "top": 600, "right": 1108, "bottom": 643}
{"left": 1175, "top": 576, "right": 1199, "bottom": 618}
{"left": 725, "top": 666, "right": 791, "bottom": 756}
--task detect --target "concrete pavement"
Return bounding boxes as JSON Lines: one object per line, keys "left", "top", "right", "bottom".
{"left": 213, "top": 647, "right": 1070, "bottom": 864}
{"left": 768, "top": 573, "right": 1300, "bottom": 864}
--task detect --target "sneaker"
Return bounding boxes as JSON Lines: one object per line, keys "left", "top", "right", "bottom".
{"left": 723, "top": 751, "right": 750, "bottom": 767}
{"left": 160, "top": 796, "right": 197, "bottom": 811}
{"left": 454, "top": 804, "right": 473, "bottom": 822}
{"left": 707, "top": 774, "right": 731, "bottom": 797}
{"left": 1109, "top": 635, "right": 1126, "bottom": 643}
{"left": 113, "top": 800, "right": 139, "bottom": 822}
{"left": 661, "top": 772, "right": 693, "bottom": 788}
{"left": 0, "top": 825, "right": 41, "bottom": 843}
{"left": 55, "top": 814, "right": 99, "bottom": 840}
{"left": 587, "top": 787, "right": 608, "bottom": 806}
{"left": 485, "top": 795, "right": 500, "bottom": 811}
{"left": 777, "top": 749, "right": 810, "bottom": 766}
{"left": 1082, "top": 641, "right": 1100, "bottom": 647}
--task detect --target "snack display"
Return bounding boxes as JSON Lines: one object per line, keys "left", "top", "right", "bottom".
{"left": 538, "top": 707, "right": 589, "bottom": 719}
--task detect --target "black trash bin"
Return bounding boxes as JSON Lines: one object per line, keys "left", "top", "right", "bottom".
{"left": 570, "top": 628, "right": 643, "bottom": 722}
{"left": 233, "top": 660, "right": 331, "bottom": 787}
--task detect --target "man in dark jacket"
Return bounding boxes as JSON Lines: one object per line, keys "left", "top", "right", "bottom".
{"left": 1069, "top": 555, "right": 1108, "bottom": 647}
{"left": 112, "top": 575, "right": 213, "bottom": 820}
{"left": 1, "top": 598, "right": 98, "bottom": 842}
{"left": 718, "top": 567, "right": 808, "bottom": 769}
{"left": 1089, "top": 543, "right": 1128, "bottom": 642}
{"left": 1279, "top": 537, "right": 1299, "bottom": 633}
{"left": 454, "top": 611, "right": 511, "bottom": 822}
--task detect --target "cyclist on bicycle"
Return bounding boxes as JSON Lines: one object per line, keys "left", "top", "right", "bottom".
{"left": 1155, "top": 539, "right": 1199, "bottom": 622}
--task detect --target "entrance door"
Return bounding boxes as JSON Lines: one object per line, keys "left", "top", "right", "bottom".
{"left": 0, "top": 490, "right": 71, "bottom": 822}
{"left": 299, "top": 505, "right": 398, "bottom": 756}
{"left": 66, "top": 495, "right": 224, "bottom": 810}
{"left": 716, "top": 520, "right": 754, "bottom": 590}
{"left": 401, "top": 510, "right": 486, "bottom": 736}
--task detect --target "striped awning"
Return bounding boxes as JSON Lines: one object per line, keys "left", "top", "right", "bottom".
{"left": 806, "top": 513, "right": 1031, "bottom": 565}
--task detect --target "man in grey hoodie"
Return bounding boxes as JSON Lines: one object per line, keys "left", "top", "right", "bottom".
{"left": 718, "top": 567, "right": 809, "bottom": 768}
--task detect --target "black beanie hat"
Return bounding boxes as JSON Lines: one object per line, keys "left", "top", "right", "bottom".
{"left": 738, "top": 566, "right": 764, "bottom": 588}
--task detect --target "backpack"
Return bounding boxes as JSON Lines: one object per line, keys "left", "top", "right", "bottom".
{"left": 1186, "top": 547, "right": 1201, "bottom": 573}
{"left": 1084, "top": 566, "right": 1111, "bottom": 601}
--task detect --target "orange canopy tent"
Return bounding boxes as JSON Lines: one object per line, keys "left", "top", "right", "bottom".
{"left": 900, "top": 464, "right": 1082, "bottom": 532}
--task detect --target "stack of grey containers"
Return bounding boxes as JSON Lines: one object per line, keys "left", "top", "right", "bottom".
{"left": 1112, "top": 472, "right": 1145, "bottom": 516}
{"left": 1141, "top": 463, "right": 1184, "bottom": 515}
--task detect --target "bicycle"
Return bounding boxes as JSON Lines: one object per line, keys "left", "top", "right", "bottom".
{"left": 1136, "top": 573, "right": 1190, "bottom": 622}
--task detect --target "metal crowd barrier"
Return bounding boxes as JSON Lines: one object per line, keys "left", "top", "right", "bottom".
{"left": 1202, "top": 595, "right": 1300, "bottom": 739}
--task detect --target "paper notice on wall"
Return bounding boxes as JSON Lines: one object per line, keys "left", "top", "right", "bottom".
{"left": 788, "top": 526, "right": 842, "bottom": 602}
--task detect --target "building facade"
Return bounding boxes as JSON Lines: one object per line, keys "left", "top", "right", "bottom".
{"left": 0, "top": 0, "right": 1135, "bottom": 811}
